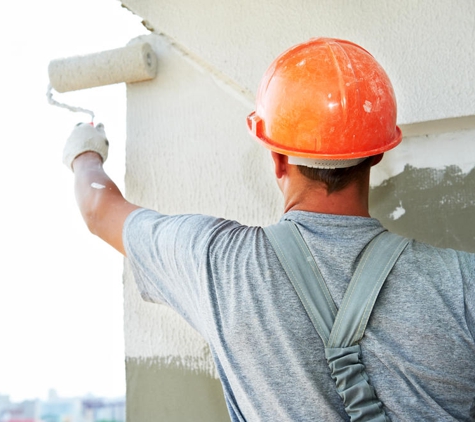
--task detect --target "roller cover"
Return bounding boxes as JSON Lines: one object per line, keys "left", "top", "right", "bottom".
{"left": 48, "top": 42, "right": 158, "bottom": 93}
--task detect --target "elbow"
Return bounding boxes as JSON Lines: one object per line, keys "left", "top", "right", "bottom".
{"left": 79, "top": 191, "right": 106, "bottom": 236}
{"left": 81, "top": 205, "right": 102, "bottom": 236}
{"left": 75, "top": 179, "right": 135, "bottom": 254}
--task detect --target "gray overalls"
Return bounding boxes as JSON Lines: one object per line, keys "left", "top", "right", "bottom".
{"left": 264, "top": 220, "right": 409, "bottom": 422}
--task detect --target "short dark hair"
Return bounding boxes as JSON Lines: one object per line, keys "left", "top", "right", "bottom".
{"left": 297, "top": 157, "right": 374, "bottom": 194}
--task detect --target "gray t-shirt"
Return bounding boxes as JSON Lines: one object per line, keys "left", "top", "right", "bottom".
{"left": 123, "top": 208, "right": 475, "bottom": 421}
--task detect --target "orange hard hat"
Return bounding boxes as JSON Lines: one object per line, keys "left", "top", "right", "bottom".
{"left": 247, "top": 38, "right": 402, "bottom": 168}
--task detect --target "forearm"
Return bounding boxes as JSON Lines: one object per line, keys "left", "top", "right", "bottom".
{"left": 73, "top": 152, "right": 139, "bottom": 255}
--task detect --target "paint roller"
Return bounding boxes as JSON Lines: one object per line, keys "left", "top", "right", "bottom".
{"left": 47, "top": 41, "right": 158, "bottom": 120}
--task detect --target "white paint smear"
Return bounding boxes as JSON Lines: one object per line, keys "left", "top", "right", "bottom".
{"left": 389, "top": 202, "right": 406, "bottom": 220}
{"left": 91, "top": 182, "right": 106, "bottom": 189}
{"left": 363, "top": 100, "right": 372, "bottom": 113}
{"left": 371, "top": 128, "right": 475, "bottom": 187}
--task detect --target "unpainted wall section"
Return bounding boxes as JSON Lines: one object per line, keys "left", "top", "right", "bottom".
{"left": 371, "top": 129, "right": 475, "bottom": 252}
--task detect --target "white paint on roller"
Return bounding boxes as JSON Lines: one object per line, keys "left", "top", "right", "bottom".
{"left": 48, "top": 42, "right": 158, "bottom": 93}
{"left": 91, "top": 182, "right": 106, "bottom": 190}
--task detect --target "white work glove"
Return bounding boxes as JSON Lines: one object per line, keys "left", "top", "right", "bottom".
{"left": 63, "top": 123, "right": 109, "bottom": 171}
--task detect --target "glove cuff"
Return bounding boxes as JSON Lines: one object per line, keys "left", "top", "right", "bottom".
{"left": 63, "top": 124, "right": 109, "bottom": 171}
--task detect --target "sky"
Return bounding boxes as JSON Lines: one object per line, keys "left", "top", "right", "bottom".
{"left": 0, "top": 0, "right": 148, "bottom": 401}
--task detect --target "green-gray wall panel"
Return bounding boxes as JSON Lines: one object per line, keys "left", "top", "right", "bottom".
{"left": 371, "top": 165, "right": 475, "bottom": 252}
{"left": 126, "top": 358, "right": 230, "bottom": 422}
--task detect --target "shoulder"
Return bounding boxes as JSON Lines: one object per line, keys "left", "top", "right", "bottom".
{"left": 394, "top": 239, "right": 475, "bottom": 320}
{"left": 403, "top": 238, "right": 475, "bottom": 274}
{"left": 123, "top": 208, "right": 266, "bottom": 256}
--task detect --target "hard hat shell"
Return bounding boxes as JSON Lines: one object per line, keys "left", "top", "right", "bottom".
{"left": 247, "top": 38, "right": 402, "bottom": 161}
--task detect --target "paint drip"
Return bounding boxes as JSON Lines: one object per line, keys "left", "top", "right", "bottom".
{"left": 91, "top": 182, "right": 106, "bottom": 190}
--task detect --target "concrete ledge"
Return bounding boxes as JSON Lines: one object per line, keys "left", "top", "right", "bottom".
{"left": 126, "top": 357, "right": 230, "bottom": 422}
{"left": 400, "top": 115, "right": 475, "bottom": 137}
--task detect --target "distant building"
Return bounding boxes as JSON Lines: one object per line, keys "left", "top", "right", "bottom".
{"left": 0, "top": 393, "right": 124, "bottom": 422}
{"left": 0, "top": 395, "right": 39, "bottom": 422}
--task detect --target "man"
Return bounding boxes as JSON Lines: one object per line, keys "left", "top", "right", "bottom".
{"left": 64, "top": 38, "right": 475, "bottom": 421}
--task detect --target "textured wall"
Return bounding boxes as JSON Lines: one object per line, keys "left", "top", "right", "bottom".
{"left": 119, "top": 1, "right": 475, "bottom": 420}
{"left": 121, "top": 0, "right": 475, "bottom": 125}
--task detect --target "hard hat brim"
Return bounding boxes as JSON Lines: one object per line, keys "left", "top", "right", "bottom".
{"left": 247, "top": 112, "right": 403, "bottom": 161}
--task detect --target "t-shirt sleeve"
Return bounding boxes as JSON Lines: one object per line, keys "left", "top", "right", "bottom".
{"left": 122, "top": 208, "right": 238, "bottom": 334}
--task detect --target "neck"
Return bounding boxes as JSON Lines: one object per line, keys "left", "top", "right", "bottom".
{"left": 281, "top": 170, "right": 371, "bottom": 218}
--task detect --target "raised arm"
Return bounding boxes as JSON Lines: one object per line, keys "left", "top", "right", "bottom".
{"left": 64, "top": 123, "right": 139, "bottom": 255}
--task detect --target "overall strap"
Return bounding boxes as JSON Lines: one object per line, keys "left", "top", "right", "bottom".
{"left": 264, "top": 220, "right": 337, "bottom": 345}
{"left": 324, "top": 230, "right": 409, "bottom": 422}
{"left": 328, "top": 231, "right": 410, "bottom": 348}
{"left": 264, "top": 220, "right": 409, "bottom": 347}
{"left": 264, "top": 220, "right": 410, "bottom": 422}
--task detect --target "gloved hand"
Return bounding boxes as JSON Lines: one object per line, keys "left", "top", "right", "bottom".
{"left": 63, "top": 123, "right": 109, "bottom": 171}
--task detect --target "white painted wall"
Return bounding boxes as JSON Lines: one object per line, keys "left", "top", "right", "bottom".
{"left": 121, "top": 0, "right": 475, "bottom": 125}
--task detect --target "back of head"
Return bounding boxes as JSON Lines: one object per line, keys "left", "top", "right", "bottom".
{"left": 297, "top": 158, "right": 374, "bottom": 194}
{"left": 247, "top": 37, "right": 402, "bottom": 186}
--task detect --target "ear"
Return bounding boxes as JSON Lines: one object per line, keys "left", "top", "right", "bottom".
{"left": 371, "top": 153, "right": 384, "bottom": 166}
{"left": 271, "top": 151, "right": 288, "bottom": 179}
